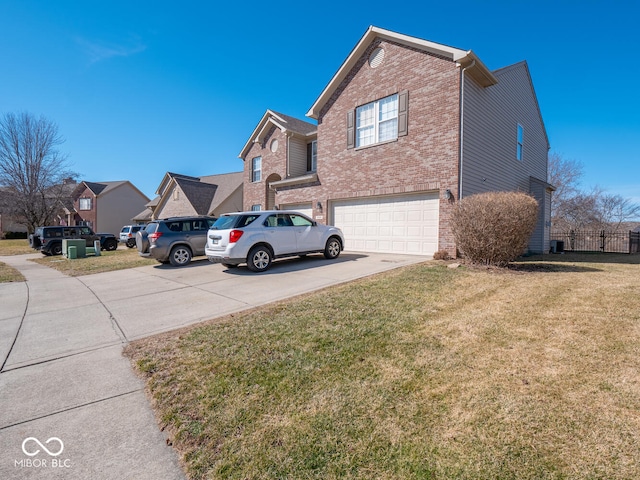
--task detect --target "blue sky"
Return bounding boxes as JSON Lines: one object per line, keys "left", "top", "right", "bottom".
{"left": 1, "top": 1, "right": 638, "bottom": 205}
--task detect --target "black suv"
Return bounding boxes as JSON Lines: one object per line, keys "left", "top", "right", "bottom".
{"left": 136, "top": 216, "right": 216, "bottom": 266}
{"left": 29, "top": 226, "right": 119, "bottom": 256}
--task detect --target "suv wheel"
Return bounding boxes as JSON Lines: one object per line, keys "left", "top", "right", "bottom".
{"left": 126, "top": 239, "right": 136, "bottom": 248}
{"left": 51, "top": 243, "right": 63, "bottom": 256}
{"left": 247, "top": 245, "right": 272, "bottom": 272}
{"left": 169, "top": 245, "right": 192, "bottom": 266}
{"left": 324, "top": 237, "right": 342, "bottom": 259}
{"left": 103, "top": 239, "right": 118, "bottom": 251}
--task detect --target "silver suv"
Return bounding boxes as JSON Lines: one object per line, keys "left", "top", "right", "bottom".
{"left": 205, "top": 210, "right": 344, "bottom": 272}
{"left": 119, "top": 225, "right": 145, "bottom": 248}
{"left": 136, "top": 216, "right": 216, "bottom": 266}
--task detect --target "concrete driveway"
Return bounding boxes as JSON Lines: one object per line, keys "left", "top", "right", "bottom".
{"left": 0, "top": 251, "right": 425, "bottom": 479}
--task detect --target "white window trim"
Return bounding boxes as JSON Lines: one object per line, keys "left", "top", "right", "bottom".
{"left": 252, "top": 156, "right": 262, "bottom": 182}
{"left": 308, "top": 140, "right": 317, "bottom": 172}
{"left": 79, "top": 198, "right": 92, "bottom": 210}
{"left": 356, "top": 93, "right": 398, "bottom": 148}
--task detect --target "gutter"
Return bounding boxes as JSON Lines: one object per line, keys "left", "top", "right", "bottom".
{"left": 458, "top": 60, "right": 475, "bottom": 200}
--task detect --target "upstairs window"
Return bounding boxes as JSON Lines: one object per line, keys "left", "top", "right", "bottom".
{"left": 356, "top": 94, "right": 398, "bottom": 147}
{"left": 347, "top": 91, "right": 408, "bottom": 149}
{"left": 252, "top": 156, "right": 262, "bottom": 182}
{"left": 306, "top": 140, "right": 317, "bottom": 172}
{"left": 79, "top": 198, "right": 92, "bottom": 210}
{"left": 516, "top": 124, "right": 524, "bottom": 161}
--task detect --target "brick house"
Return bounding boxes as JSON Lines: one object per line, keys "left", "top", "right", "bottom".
{"left": 69, "top": 181, "right": 150, "bottom": 235}
{"left": 241, "top": 26, "right": 552, "bottom": 256}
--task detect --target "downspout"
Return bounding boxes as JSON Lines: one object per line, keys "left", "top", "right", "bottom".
{"left": 458, "top": 60, "right": 475, "bottom": 200}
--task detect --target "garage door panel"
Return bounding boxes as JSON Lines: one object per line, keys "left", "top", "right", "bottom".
{"left": 331, "top": 192, "right": 439, "bottom": 256}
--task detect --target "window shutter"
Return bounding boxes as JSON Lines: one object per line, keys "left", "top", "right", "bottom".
{"left": 346, "top": 110, "right": 355, "bottom": 149}
{"left": 398, "top": 90, "right": 408, "bottom": 137}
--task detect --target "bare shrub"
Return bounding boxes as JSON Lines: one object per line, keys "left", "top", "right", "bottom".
{"left": 433, "top": 250, "right": 450, "bottom": 260}
{"left": 452, "top": 192, "right": 539, "bottom": 267}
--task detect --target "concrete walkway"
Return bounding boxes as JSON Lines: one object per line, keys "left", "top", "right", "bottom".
{"left": 0, "top": 251, "right": 425, "bottom": 479}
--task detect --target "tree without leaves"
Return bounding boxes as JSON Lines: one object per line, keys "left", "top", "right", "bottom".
{"left": 548, "top": 152, "right": 585, "bottom": 228}
{"left": 549, "top": 152, "right": 640, "bottom": 232}
{"left": 593, "top": 192, "right": 640, "bottom": 233}
{"left": 0, "top": 112, "right": 77, "bottom": 233}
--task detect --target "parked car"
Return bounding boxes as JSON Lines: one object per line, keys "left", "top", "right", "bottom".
{"left": 29, "top": 226, "right": 118, "bottom": 256}
{"left": 205, "top": 210, "right": 344, "bottom": 272}
{"left": 136, "top": 216, "right": 216, "bottom": 266}
{"left": 119, "top": 225, "right": 146, "bottom": 248}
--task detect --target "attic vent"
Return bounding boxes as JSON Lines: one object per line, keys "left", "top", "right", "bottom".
{"left": 369, "top": 47, "right": 385, "bottom": 68}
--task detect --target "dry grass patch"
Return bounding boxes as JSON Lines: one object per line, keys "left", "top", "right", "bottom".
{"left": 126, "top": 254, "right": 640, "bottom": 479}
{"left": 0, "top": 262, "right": 25, "bottom": 282}
{"left": 0, "top": 239, "right": 33, "bottom": 255}
{"left": 30, "top": 247, "right": 156, "bottom": 276}
{"left": 0, "top": 239, "right": 31, "bottom": 282}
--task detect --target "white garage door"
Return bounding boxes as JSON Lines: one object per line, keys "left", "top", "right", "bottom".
{"left": 281, "top": 203, "right": 313, "bottom": 218}
{"left": 331, "top": 193, "right": 439, "bottom": 255}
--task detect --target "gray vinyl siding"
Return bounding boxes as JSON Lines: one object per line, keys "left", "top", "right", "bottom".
{"left": 528, "top": 178, "right": 544, "bottom": 253}
{"left": 98, "top": 186, "right": 152, "bottom": 234}
{"left": 288, "top": 136, "right": 308, "bottom": 178}
{"left": 461, "top": 62, "right": 549, "bottom": 199}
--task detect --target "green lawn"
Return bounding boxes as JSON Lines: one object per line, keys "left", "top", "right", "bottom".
{"left": 125, "top": 254, "right": 640, "bottom": 479}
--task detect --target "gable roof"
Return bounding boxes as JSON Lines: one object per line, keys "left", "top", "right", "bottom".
{"left": 156, "top": 172, "right": 200, "bottom": 196}
{"left": 74, "top": 180, "right": 146, "bottom": 199}
{"left": 239, "top": 110, "right": 317, "bottom": 159}
{"left": 306, "top": 25, "right": 498, "bottom": 119}
{"left": 174, "top": 176, "right": 218, "bottom": 215}
{"left": 198, "top": 171, "right": 244, "bottom": 213}
{"left": 155, "top": 171, "right": 243, "bottom": 216}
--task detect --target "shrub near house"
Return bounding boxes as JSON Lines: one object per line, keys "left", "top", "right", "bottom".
{"left": 452, "top": 191, "right": 539, "bottom": 266}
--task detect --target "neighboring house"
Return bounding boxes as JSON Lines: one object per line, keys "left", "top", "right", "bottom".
{"left": 68, "top": 181, "right": 150, "bottom": 235}
{"left": 142, "top": 171, "right": 243, "bottom": 220}
{"left": 241, "top": 26, "right": 552, "bottom": 256}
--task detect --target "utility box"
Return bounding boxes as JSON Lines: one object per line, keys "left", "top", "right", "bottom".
{"left": 63, "top": 239, "right": 86, "bottom": 258}
{"left": 550, "top": 240, "right": 565, "bottom": 254}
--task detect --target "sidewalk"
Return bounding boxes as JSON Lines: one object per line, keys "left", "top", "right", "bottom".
{"left": 0, "top": 251, "right": 425, "bottom": 479}
{"left": 0, "top": 254, "right": 184, "bottom": 480}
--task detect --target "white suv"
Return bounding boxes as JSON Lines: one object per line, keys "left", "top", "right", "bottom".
{"left": 205, "top": 210, "right": 345, "bottom": 272}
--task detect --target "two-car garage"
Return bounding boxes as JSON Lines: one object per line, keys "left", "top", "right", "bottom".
{"left": 330, "top": 192, "right": 439, "bottom": 256}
